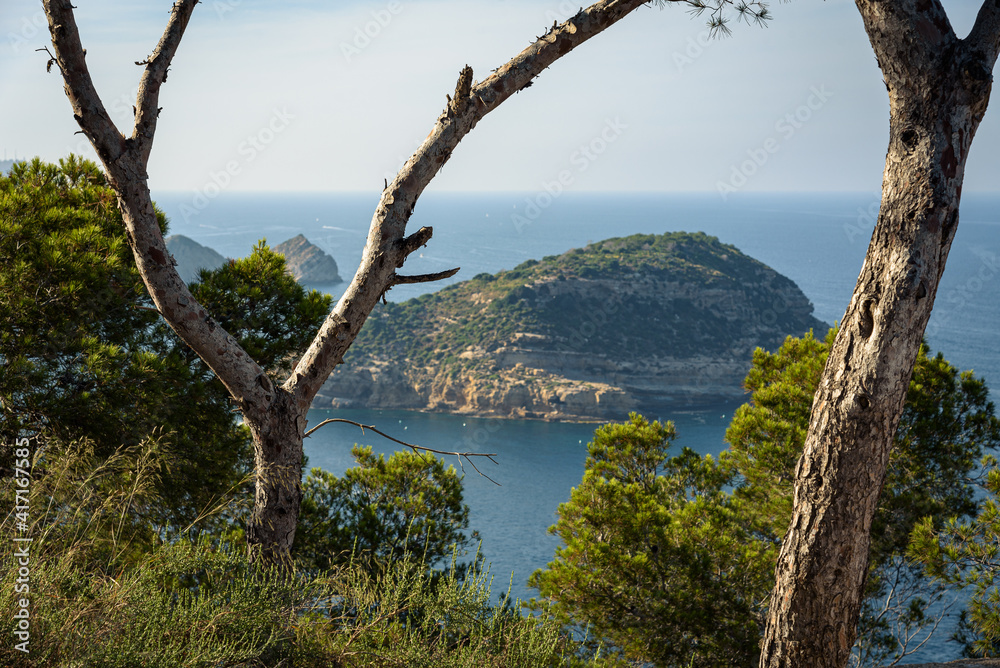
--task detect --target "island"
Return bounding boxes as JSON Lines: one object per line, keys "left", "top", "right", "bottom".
{"left": 316, "top": 231, "right": 828, "bottom": 421}
{"left": 273, "top": 234, "right": 342, "bottom": 284}
{"left": 165, "top": 233, "right": 342, "bottom": 287}
{"left": 165, "top": 234, "right": 227, "bottom": 284}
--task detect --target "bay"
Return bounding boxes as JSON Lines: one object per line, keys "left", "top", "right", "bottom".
{"left": 153, "top": 190, "right": 1000, "bottom": 663}
{"left": 301, "top": 404, "right": 740, "bottom": 608}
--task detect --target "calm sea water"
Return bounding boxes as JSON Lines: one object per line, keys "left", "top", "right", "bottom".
{"left": 154, "top": 191, "right": 1000, "bottom": 663}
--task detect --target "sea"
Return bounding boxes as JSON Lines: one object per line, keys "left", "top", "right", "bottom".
{"left": 153, "top": 190, "right": 1000, "bottom": 664}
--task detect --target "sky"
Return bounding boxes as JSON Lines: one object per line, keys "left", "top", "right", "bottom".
{"left": 1, "top": 0, "right": 997, "bottom": 194}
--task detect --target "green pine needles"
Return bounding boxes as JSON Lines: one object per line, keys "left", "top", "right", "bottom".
{"left": 532, "top": 328, "right": 1000, "bottom": 667}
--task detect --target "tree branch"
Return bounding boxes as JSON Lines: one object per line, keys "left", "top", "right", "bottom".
{"left": 304, "top": 418, "right": 501, "bottom": 485}
{"left": 42, "top": 0, "right": 125, "bottom": 163}
{"left": 853, "top": 0, "right": 957, "bottom": 90}
{"left": 398, "top": 226, "right": 434, "bottom": 259}
{"left": 44, "top": 1, "right": 275, "bottom": 421}
{"left": 132, "top": 0, "right": 198, "bottom": 166}
{"left": 391, "top": 268, "right": 461, "bottom": 286}
{"left": 967, "top": 0, "right": 1000, "bottom": 66}
{"left": 287, "top": 0, "right": 651, "bottom": 408}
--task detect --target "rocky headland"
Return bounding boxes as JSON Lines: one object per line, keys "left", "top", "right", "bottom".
{"left": 165, "top": 234, "right": 227, "bottom": 284}
{"left": 317, "top": 231, "right": 829, "bottom": 421}
{"left": 273, "top": 234, "right": 342, "bottom": 284}
{"left": 165, "top": 233, "right": 341, "bottom": 286}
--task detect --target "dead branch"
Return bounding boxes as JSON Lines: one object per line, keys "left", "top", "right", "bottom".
{"left": 304, "top": 418, "right": 501, "bottom": 485}
{"left": 391, "top": 269, "right": 461, "bottom": 286}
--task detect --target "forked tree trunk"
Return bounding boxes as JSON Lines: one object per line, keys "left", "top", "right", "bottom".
{"left": 43, "top": 0, "right": 652, "bottom": 569}
{"left": 104, "top": 152, "right": 308, "bottom": 564}
{"left": 760, "top": 3, "right": 999, "bottom": 666}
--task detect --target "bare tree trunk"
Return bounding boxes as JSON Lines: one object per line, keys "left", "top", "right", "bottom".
{"left": 760, "top": 3, "right": 1000, "bottom": 666}
{"left": 43, "top": 0, "right": 651, "bottom": 568}
{"left": 244, "top": 390, "right": 306, "bottom": 568}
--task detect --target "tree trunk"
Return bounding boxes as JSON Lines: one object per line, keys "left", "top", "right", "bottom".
{"left": 244, "top": 390, "right": 307, "bottom": 568}
{"left": 760, "top": 3, "right": 999, "bottom": 666}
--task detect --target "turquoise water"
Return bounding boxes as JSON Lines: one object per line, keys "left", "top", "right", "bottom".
{"left": 152, "top": 191, "right": 1000, "bottom": 663}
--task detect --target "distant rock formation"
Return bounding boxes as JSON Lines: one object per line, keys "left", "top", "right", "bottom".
{"left": 165, "top": 234, "right": 227, "bottom": 284}
{"left": 317, "top": 231, "right": 829, "bottom": 421}
{"left": 273, "top": 235, "right": 342, "bottom": 284}
{"left": 0, "top": 159, "right": 16, "bottom": 176}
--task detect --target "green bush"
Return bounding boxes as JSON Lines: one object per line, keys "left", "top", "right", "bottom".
{"left": 296, "top": 446, "right": 474, "bottom": 575}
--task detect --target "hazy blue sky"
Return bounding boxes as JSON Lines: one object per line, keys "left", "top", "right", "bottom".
{"left": 2, "top": 0, "right": 997, "bottom": 193}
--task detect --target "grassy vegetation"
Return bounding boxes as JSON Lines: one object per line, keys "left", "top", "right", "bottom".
{"left": 0, "top": 437, "right": 596, "bottom": 668}
{"left": 351, "top": 231, "right": 825, "bottom": 371}
{"left": 1, "top": 538, "right": 580, "bottom": 667}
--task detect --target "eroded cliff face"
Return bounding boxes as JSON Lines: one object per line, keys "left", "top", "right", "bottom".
{"left": 314, "top": 233, "right": 828, "bottom": 421}
{"left": 316, "top": 360, "right": 634, "bottom": 421}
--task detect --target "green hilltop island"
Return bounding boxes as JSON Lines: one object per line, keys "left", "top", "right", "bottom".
{"left": 316, "top": 231, "right": 828, "bottom": 421}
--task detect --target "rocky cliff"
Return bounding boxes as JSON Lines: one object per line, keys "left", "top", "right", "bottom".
{"left": 165, "top": 234, "right": 227, "bottom": 284}
{"left": 273, "top": 234, "right": 342, "bottom": 284}
{"left": 316, "top": 231, "right": 828, "bottom": 421}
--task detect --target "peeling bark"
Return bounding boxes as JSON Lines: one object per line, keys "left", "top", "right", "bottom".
{"left": 760, "top": 2, "right": 1000, "bottom": 666}
{"left": 43, "top": 0, "right": 650, "bottom": 567}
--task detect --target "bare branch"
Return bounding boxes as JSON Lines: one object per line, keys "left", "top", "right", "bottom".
{"left": 967, "top": 0, "right": 1000, "bottom": 67}
{"left": 449, "top": 65, "right": 474, "bottom": 116}
{"left": 288, "top": 0, "right": 651, "bottom": 408}
{"left": 132, "top": 0, "right": 198, "bottom": 165}
{"left": 853, "top": 0, "right": 958, "bottom": 91}
{"left": 41, "top": 0, "right": 683, "bottom": 569}
{"left": 398, "top": 226, "right": 434, "bottom": 259}
{"left": 44, "top": 0, "right": 274, "bottom": 421}
{"left": 43, "top": 0, "right": 125, "bottom": 163}
{"left": 35, "top": 46, "right": 59, "bottom": 74}
{"left": 304, "top": 418, "right": 501, "bottom": 485}
{"left": 391, "top": 268, "right": 461, "bottom": 286}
